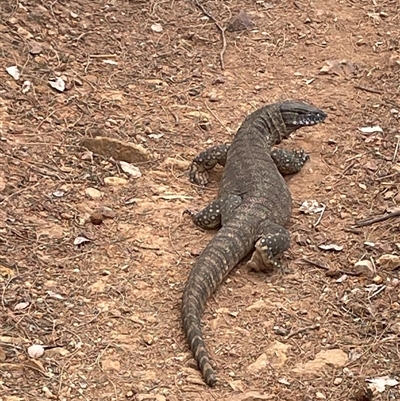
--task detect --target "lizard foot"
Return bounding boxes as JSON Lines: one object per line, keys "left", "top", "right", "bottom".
{"left": 189, "top": 162, "right": 210, "bottom": 186}
{"left": 271, "top": 148, "right": 310, "bottom": 175}
{"left": 247, "top": 237, "right": 286, "bottom": 273}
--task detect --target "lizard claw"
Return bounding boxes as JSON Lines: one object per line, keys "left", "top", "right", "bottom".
{"left": 183, "top": 209, "right": 197, "bottom": 218}
{"left": 247, "top": 242, "right": 287, "bottom": 273}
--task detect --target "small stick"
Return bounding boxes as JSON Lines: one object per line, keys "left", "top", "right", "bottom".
{"left": 194, "top": 0, "right": 227, "bottom": 70}
{"left": 354, "top": 209, "right": 400, "bottom": 227}
{"left": 301, "top": 258, "right": 329, "bottom": 270}
{"left": 354, "top": 85, "right": 382, "bottom": 95}
{"left": 285, "top": 324, "right": 321, "bottom": 340}
{"left": 313, "top": 203, "right": 326, "bottom": 227}
{"left": 392, "top": 136, "right": 400, "bottom": 163}
{"left": 302, "top": 258, "right": 361, "bottom": 277}
{"left": 204, "top": 102, "right": 232, "bottom": 133}
{"left": 368, "top": 285, "right": 386, "bottom": 300}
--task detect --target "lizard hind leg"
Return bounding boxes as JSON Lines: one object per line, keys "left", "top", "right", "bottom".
{"left": 189, "top": 143, "right": 231, "bottom": 185}
{"left": 247, "top": 220, "right": 291, "bottom": 272}
{"left": 184, "top": 198, "right": 224, "bottom": 230}
{"left": 184, "top": 194, "right": 242, "bottom": 230}
{"left": 271, "top": 148, "right": 309, "bottom": 175}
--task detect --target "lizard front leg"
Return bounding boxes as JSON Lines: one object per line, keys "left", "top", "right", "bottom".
{"left": 246, "top": 220, "right": 291, "bottom": 272}
{"left": 189, "top": 143, "right": 231, "bottom": 185}
{"left": 270, "top": 148, "right": 309, "bottom": 175}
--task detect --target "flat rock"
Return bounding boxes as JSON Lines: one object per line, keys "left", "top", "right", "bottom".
{"left": 104, "top": 176, "right": 128, "bottom": 186}
{"left": 81, "top": 136, "right": 151, "bottom": 163}
{"left": 353, "top": 260, "right": 374, "bottom": 277}
{"left": 247, "top": 341, "right": 289, "bottom": 373}
{"left": 227, "top": 10, "right": 255, "bottom": 32}
{"left": 161, "top": 157, "right": 190, "bottom": 170}
{"left": 224, "top": 391, "right": 273, "bottom": 401}
{"left": 101, "top": 358, "right": 120, "bottom": 372}
{"left": 377, "top": 254, "right": 400, "bottom": 270}
{"left": 85, "top": 187, "right": 103, "bottom": 199}
{"left": 292, "top": 349, "right": 347, "bottom": 375}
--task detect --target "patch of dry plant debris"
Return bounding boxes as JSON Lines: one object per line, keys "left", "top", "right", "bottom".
{"left": 0, "top": 0, "right": 399, "bottom": 400}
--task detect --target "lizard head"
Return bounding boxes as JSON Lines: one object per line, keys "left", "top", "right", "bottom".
{"left": 279, "top": 100, "right": 327, "bottom": 138}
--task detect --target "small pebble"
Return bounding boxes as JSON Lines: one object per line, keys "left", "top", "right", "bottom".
{"left": 190, "top": 248, "right": 201, "bottom": 257}
{"left": 372, "top": 275, "right": 383, "bottom": 284}
{"left": 104, "top": 176, "right": 128, "bottom": 186}
{"left": 90, "top": 212, "right": 103, "bottom": 225}
{"left": 85, "top": 187, "right": 102, "bottom": 199}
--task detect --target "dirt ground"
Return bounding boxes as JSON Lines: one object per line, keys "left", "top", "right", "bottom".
{"left": 1, "top": 0, "right": 400, "bottom": 400}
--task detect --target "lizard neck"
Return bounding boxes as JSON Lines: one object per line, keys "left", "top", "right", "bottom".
{"left": 235, "top": 104, "right": 285, "bottom": 148}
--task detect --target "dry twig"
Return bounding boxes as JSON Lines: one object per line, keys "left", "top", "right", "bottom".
{"left": 193, "top": 0, "right": 227, "bottom": 69}
{"left": 354, "top": 209, "right": 400, "bottom": 227}
{"left": 285, "top": 324, "right": 321, "bottom": 340}
{"left": 313, "top": 203, "right": 326, "bottom": 227}
{"left": 354, "top": 85, "right": 382, "bottom": 95}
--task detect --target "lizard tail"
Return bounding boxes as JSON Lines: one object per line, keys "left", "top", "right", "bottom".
{"left": 182, "top": 220, "right": 254, "bottom": 386}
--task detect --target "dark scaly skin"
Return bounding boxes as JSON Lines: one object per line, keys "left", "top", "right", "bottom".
{"left": 189, "top": 145, "right": 310, "bottom": 187}
{"left": 182, "top": 100, "right": 327, "bottom": 386}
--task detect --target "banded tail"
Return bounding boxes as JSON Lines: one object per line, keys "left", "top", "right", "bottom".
{"left": 182, "top": 218, "right": 255, "bottom": 386}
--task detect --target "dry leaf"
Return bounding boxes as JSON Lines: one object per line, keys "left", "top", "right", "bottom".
{"left": 49, "top": 77, "right": 66, "bottom": 92}
{"left": 17, "top": 26, "right": 33, "bottom": 39}
{"left": 336, "top": 274, "right": 348, "bottom": 283}
{"left": 52, "top": 190, "right": 65, "bottom": 197}
{"left": 24, "top": 358, "right": 46, "bottom": 373}
{"left": 46, "top": 290, "right": 64, "bottom": 300}
{"left": 120, "top": 161, "right": 142, "bottom": 178}
{"left": 151, "top": 23, "right": 163, "bottom": 33}
{"left": 299, "top": 200, "right": 325, "bottom": 214}
{"left": 148, "top": 133, "right": 164, "bottom": 139}
{"left": 6, "top": 66, "right": 20, "bottom": 80}
{"left": 319, "top": 244, "right": 343, "bottom": 251}
{"left": 22, "top": 80, "right": 32, "bottom": 94}
{"left": 359, "top": 126, "right": 383, "bottom": 134}
{"left": 73, "top": 236, "right": 90, "bottom": 245}
{"left": 14, "top": 302, "right": 29, "bottom": 311}
{"left": 0, "top": 336, "right": 29, "bottom": 345}
{"left": 366, "top": 376, "right": 399, "bottom": 393}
